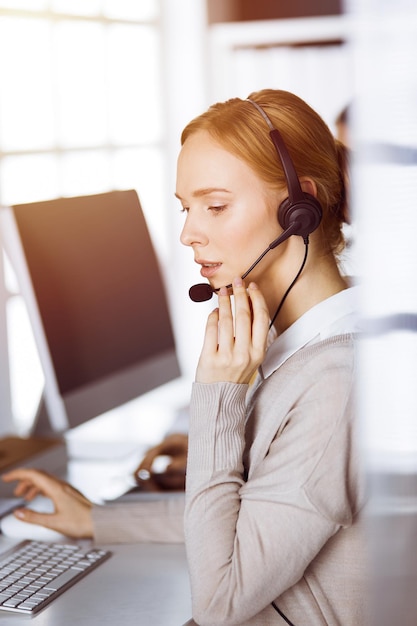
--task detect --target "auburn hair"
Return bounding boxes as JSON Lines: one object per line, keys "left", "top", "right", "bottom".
{"left": 181, "top": 89, "right": 348, "bottom": 257}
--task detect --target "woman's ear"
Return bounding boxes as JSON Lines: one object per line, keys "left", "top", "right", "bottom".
{"left": 299, "top": 177, "right": 317, "bottom": 198}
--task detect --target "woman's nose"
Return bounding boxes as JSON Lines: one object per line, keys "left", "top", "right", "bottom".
{"left": 180, "top": 214, "right": 207, "bottom": 248}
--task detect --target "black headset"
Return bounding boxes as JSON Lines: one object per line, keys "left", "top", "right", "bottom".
{"left": 246, "top": 98, "right": 322, "bottom": 242}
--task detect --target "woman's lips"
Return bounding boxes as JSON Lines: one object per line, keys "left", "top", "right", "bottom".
{"left": 199, "top": 262, "right": 222, "bottom": 279}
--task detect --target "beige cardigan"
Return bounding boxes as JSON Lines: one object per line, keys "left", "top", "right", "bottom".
{"left": 184, "top": 335, "right": 368, "bottom": 626}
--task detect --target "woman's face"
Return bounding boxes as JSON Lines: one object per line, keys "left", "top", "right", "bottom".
{"left": 176, "top": 130, "right": 283, "bottom": 293}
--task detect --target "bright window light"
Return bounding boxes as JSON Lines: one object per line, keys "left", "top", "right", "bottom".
{"left": 51, "top": 0, "right": 101, "bottom": 16}
{"left": 111, "top": 147, "right": 167, "bottom": 253}
{"left": 59, "top": 150, "right": 111, "bottom": 197}
{"left": 0, "top": 0, "right": 47, "bottom": 9}
{"left": 0, "top": 17, "right": 55, "bottom": 151}
{"left": 53, "top": 21, "right": 107, "bottom": 148}
{"left": 107, "top": 24, "right": 162, "bottom": 145}
{"left": 103, "top": 0, "right": 159, "bottom": 21}
{"left": 0, "top": 154, "right": 60, "bottom": 205}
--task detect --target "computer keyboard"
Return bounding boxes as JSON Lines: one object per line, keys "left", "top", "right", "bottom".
{"left": 0, "top": 540, "right": 111, "bottom": 614}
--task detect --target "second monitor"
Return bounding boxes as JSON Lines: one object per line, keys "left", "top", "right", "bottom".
{"left": 0, "top": 189, "right": 181, "bottom": 443}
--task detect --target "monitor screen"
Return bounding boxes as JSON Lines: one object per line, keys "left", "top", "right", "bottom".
{"left": 1, "top": 190, "right": 180, "bottom": 434}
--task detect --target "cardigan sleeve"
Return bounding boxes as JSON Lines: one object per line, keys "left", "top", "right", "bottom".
{"left": 91, "top": 494, "right": 185, "bottom": 544}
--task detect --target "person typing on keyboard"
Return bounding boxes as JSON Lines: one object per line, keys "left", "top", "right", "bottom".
{"left": 1, "top": 432, "right": 188, "bottom": 543}
{"left": 0, "top": 434, "right": 187, "bottom": 616}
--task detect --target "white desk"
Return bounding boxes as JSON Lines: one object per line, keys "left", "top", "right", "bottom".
{"left": 0, "top": 404, "right": 193, "bottom": 625}
{"left": 0, "top": 385, "right": 193, "bottom": 624}
{"left": 0, "top": 537, "right": 192, "bottom": 625}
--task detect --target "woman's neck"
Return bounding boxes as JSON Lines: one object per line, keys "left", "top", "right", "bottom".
{"left": 265, "top": 251, "right": 348, "bottom": 335}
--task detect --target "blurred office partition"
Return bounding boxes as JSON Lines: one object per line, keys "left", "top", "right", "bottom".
{"left": 208, "top": 15, "right": 353, "bottom": 131}
{"left": 348, "top": 0, "right": 417, "bottom": 623}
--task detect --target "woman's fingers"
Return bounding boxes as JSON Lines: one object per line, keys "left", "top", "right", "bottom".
{"left": 2, "top": 468, "right": 93, "bottom": 538}
{"left": 231, "top": 280, "right": 269, "bottom": 381}
{"left": 2, "top": 468, "right": 56, "bottom": 500}
{"left": 196, "top": 278, "right": 269, "bottom": 384}
{"left": 217, "top": 285, "right": 235, "bottom": 351}
{"left": 247, "top": 282, "right": 270, "bottom": 356}
{"left": 200, "top": 306, "right": 220, "bottom": 354}
{"left": 232, "top": 277, "right": 254, "bottom": 346}
{"left": 19, "top": 483, "right": 41, "bottom": 501}
{"left": 13, "top": 507, "right": 57, "bottom": 530}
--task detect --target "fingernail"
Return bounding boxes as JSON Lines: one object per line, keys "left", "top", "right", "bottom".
{"left": 233, "top": 277, "right": 243, "bottom": 287}
{"left": 218, "top": 286, "right": 228, "bottom": 296}
{"left": 248, "top": 282, "right": 258, "bottom": 290}
{"left": 15, "top": 509, "right": 25, "bottom": 519}
{"left": 137, "top": 469, "right": 151, "bottom": 481}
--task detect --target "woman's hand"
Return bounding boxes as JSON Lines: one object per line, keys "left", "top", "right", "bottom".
{"left": 1, "top": 468, "right": 94, "bottom": 538}
{"left": 133, "top": 433, "right": 188, "bottom": 491}
{"left": 196, "top": 278, "right": 270, "bottom": 384}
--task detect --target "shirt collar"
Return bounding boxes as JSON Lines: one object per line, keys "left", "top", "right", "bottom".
{"left": 259, "top": 286, "right": 360, "bottom": 381}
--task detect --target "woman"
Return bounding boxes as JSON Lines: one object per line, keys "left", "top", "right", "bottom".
{"left": 3, "top": 90, "right": 366, "bottom": 625}
{"left": 176, "top": 89, "right": 366, "bottom": 625}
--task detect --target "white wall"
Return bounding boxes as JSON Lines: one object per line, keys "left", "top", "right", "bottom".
{"left": 208, "top": 16, "right": 353, "bottom": 130}
{"left": 160, "top": 0, "right": 214, "bottom": 381}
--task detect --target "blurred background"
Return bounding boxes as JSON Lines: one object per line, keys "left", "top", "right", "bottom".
{"left": 0, "top": 0, "right": 352, "bottom": 431}
{"left": 0, "top": 2, "right": 417, "bottom": 622}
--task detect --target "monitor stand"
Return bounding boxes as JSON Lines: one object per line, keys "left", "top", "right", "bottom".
{"left": 30, "top": 392, "right": 57, "bottom": 438}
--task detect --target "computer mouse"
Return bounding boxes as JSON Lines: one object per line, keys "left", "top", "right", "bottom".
{"left": 0, "top": 495, "right": 68, "bottom": 542}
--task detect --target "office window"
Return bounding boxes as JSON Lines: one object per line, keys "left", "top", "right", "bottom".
{"left": 0, "top": 3, "right": 164, "bottom": 239}
{"left": 0, "top": 0, "right": 164, "bottom": 430}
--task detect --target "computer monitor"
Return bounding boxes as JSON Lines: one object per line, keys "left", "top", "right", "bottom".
{"left": 0, "top": 190, "right": 181, "bottom": 441}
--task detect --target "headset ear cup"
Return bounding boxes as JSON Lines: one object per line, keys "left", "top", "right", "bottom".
{"left": 278, "top": 194, "right": 322, "bottom": 239}
{"left": 277, "top": 197, "right": 292, "bottom": 230}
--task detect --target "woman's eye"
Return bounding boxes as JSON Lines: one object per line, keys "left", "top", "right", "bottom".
{"left": 208, "top": 205, "right": 226, "bottom": 214}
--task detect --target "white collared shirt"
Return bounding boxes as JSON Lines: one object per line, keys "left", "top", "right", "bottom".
{"left": 259, "top": 286, "right": 360, "bottom": 382}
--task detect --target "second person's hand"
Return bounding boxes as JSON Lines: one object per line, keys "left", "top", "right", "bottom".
{"left": 134, "top": 433, "right": 188, "bottom": 491}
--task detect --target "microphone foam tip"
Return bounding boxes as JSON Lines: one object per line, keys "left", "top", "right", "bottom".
{"left": 189, "top": 283, "right": 214, "bottom": 302}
